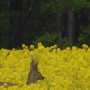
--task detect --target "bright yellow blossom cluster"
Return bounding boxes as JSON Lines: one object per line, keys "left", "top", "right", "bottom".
{"left": 0, "top": 43, "right": 90, "bottom": 90}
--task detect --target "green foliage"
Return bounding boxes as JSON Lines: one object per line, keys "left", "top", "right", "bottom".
{"left": 32, "top": 32, "right": 58, "bottom": 46}
{"left": 41, "top": 0, "right": 88, "bottom": 15}
{"left": 32, "top": 32, "right": 71, "bottom": 48}
{"left": 78, "top": 25, "right": 90, "bottom": 46}
{"left": 58, "top": 38, "right": 72, "bottom": 48}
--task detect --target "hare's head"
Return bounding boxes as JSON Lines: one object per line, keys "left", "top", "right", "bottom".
{"left": 27, "top": 59, "right": 44, "bottom": 84}
{"left": 30, "top": 59, "right": 38, "bottom": 70}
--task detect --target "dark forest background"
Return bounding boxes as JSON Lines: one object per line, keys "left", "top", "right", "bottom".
{"left": 0, "top": 0, "right": 90, "bottom": 49}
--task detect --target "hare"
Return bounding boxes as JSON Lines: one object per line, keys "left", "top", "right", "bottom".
{"left": 26, "top": 59, "right": 44, "bottom": 84}
{"left": 0, "top": 82, "right": 18, "bottom": 88}
{"left": 0, "top": 58, "right": 44, "bottom": 87}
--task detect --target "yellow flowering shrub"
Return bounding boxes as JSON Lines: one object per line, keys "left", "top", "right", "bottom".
{"left": 0, "top": 43, "right": 90, "bottom": 90}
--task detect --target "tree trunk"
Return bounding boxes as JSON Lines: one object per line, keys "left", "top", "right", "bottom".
{"left": 67, "top": 9, "right": 75, "bottom": 45}
{"left": 57, "top": 14, "right": 63, "bottom": 42}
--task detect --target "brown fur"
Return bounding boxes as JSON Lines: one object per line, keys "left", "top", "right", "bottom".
{"left": 26, "top": 59, "right": 44, "bottom": 84}
{"left": 0, "top": 82, "right": 18, "bottom": 88}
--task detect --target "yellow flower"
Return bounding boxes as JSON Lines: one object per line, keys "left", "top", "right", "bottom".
{"left": 0, "top": 44, "right": 90, "bottom": 89}
{"left": 30, "top": 45, "right": 34, "bottom": 50}
{"left": 82, "top": 44, "right": 88, "bottom": 49}
{"left": 22, "top": 44, "right": 26, "bottom": 48}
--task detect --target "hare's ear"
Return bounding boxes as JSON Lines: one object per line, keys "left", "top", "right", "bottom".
{"left": 31, "top": 57, "right": 38, "bottom": 65}
{"left": 30, "top": 59, "right": 37, "bottom": 67}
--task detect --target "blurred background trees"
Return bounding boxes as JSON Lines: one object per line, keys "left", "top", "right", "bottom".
{"left": 0, "top": 0, "right": 90, "bottom": 49}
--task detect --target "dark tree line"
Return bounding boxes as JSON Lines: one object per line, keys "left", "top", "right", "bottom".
{"left": 0, "top": 0, "right": 90, "bottom": 49}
